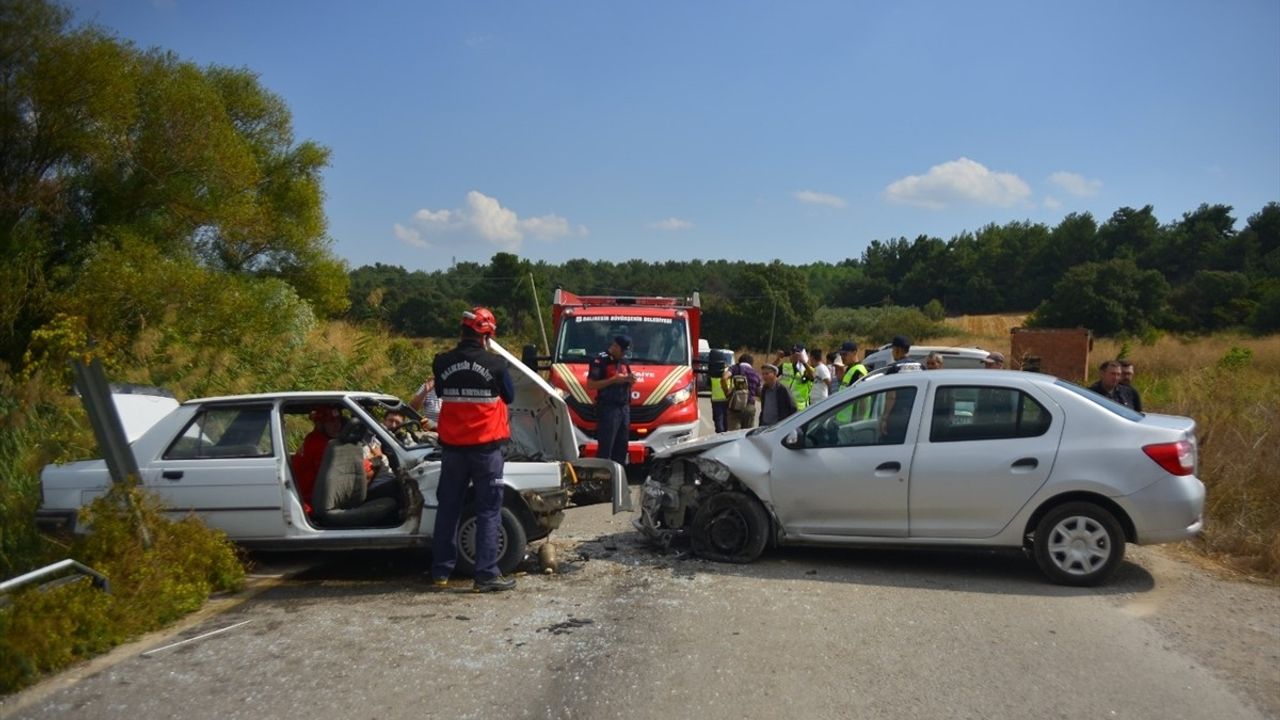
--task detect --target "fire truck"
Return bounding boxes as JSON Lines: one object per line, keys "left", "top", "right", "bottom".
{"left": 525, "top": 289, "right": 703, "bottom": 478}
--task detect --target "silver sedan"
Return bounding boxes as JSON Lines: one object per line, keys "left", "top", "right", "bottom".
{"left": 636, "top": 368, "right": 1204, "bottom": 586}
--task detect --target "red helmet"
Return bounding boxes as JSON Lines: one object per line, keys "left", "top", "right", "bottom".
{"left": 461, "top": 306, "right": 497, "bottom": 337}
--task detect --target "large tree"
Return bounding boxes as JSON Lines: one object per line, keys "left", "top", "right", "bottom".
{"left": 0, "top": 0, "right": 347, "bottom": 366}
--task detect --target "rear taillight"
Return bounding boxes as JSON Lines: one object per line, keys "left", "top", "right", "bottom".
{"left": 1143, "top": 440, "right": 1196, "bottom": 476}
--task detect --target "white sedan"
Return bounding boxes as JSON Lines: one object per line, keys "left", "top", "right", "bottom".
{"left": 39, "top": 342, "right": 628, "bottom": 576}
{"left": 636, "top": 368, "right": 1204, "bottom": 586}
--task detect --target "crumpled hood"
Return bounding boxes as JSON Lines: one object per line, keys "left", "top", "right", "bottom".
{"left": 490, "top": 339, "right": 578, "bottom": 461}
{"left": 653, "top": 427, "right": 753, "bottom": 459}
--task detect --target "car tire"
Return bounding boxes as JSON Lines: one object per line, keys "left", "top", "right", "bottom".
{"left": 691, "top": 491, "right": 769, "bottom": 564}
{"left": 1033, "top": 501, "right": 1126, "bottom": 586}
{"left": 456, "top": 505, "right": 528, "bottom": 577}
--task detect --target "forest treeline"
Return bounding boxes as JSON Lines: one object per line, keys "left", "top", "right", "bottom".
{"left": 349, "top": 201, "right": 1280, "bottom": 350}
{"left": 3, "top": 0, "right": 1278, "bottom": 378}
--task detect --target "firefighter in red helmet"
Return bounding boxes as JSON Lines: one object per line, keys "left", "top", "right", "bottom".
{"left": 428, "top": 306, "right": 518, "bottom": 592}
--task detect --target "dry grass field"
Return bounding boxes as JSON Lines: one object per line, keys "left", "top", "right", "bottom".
{"left": 937, "top": 316, "right": 1280, "bottom": 580}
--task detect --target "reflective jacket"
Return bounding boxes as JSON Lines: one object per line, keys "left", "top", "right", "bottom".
{"left": 841, "top": 363, "right": 868, "bottom": 388}
{"left": 780, "top": 361, "right": 813, "bottom": 410}
{"left": 433, "top": 339, "right": 514, "bottom": 450}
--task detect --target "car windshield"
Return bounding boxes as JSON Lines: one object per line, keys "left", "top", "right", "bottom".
{"left": 1054, "top": 379, "right": 1144, "bottom": 421}
{"left": 555, "top": 315, "right": 689, "bottom": 365}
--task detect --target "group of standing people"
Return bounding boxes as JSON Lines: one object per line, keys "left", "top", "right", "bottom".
{"left": 710, "top": 339, "right": 874, "bottom": 432}
{"left": 1089, "top": 358, "right": 1143, "bottom": 411}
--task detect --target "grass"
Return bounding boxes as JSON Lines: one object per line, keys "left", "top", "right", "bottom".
{"left": 936, "top": 318, "right": 1280, "bottom": 580}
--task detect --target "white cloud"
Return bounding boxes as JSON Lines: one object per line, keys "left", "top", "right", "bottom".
{"left": 793, "top": 190, "right": 847, "bottom": 208}
{"left": 650, "top": 217, "right": 693, "bottom": 231}
{"left": 393, "top": 223, "right": 427, "bottom": 248}
{"left": 1048, "top": 171, "right": 1102, "bottom": 197}
{"left": 884, "top": 158, "right": 1031, "bottom": 209}
{"left": 395, "top": 190, "right": 579, "bottom": 252}
{"left": 1043, "top": 196, "right": 1063, "bottom": 210}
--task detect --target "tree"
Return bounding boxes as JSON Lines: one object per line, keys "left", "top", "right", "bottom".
{"left": 0, "top": 0, "right": 346, "bottom": 365}
{"left": 1027, "top": 259, "right": 1169, "bottom": 336}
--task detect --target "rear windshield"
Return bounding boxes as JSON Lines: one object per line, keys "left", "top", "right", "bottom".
{"left": 1054, "top": 380, "right": 1144, "bottom": 421}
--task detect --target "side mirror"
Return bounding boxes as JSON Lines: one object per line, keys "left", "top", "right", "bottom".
{"left": 782, "top": 430, "right": 803, "bottom": 449}
{"left": 521, "top": 344, "right": 539, "bottom": 369}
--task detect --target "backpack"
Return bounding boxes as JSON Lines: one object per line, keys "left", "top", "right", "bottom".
{"left": 727, "top": 370, "right": 751, "bottom": 412}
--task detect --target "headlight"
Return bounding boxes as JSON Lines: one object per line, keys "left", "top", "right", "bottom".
{"left": 694, "top": 457, "right": 732, "bottom": 482}
{"left": 666, "top": 382, "right": 694, "bottom": 405}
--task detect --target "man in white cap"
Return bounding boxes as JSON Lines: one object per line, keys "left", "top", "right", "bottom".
{"left": 983, "top": 351, "right": 1006, "bottom": 369}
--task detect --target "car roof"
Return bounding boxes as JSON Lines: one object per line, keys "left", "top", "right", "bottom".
{"left": 184, "top": 390, "right": 398, "bottom": 405}
{"left": 860, "top": 367, "right": 1061, "bottom": 387}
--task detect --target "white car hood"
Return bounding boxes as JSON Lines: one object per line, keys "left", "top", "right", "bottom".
{"left": 491, "top": 339, "right": 578, "bottom": 461}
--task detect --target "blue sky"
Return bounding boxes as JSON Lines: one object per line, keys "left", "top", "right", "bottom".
{"left": 69, "top": 1, "right": 1280, "bottom": 272}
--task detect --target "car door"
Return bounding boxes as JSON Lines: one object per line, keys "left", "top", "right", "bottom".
{"left": 141, "top": 402, "right": 287, "bottom": 541}
{"left": 908, "top": 383, "right": 1062, "bottom": 538}
{"left": 768, "top": 384, "right": 920, "bottom": 537}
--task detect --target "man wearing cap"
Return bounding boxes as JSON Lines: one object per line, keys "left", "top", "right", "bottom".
{"left": 837, "top": 341, "right": 868, "bottom": 389}
{"left": 430, "top": 306, "right": 518, "bottom": 593}
{"left": 779, "top": 344, "right": 815, "bottom": 411}
{"left": 758, "top": 363, "right": 798, "bottom": 426}
{"left": 882, "top": 335, "right": 913, "bottom": 374}
{"left": 587, "top": 335, "right": 635, "bottom": 466}
{"left": 983, "top": 351, "right": 1006, "bottom": 369}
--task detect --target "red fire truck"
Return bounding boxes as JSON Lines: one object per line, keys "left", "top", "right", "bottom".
{"left": 532, "top": 289, "right": 702, "bottom": 475}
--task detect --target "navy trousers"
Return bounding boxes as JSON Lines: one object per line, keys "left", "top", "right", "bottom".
{"left": 431, "top": 446, "right": 505, "bottom": 581}
{"left": 711, "top": 400, "right": 728, "bottom": 433}
{"left": 595, "top": 402, "right": 631, "bottom": 465}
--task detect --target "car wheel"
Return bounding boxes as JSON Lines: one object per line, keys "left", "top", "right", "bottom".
{"left": 1033, "top": 502, "right": 1126, "bottom": 586}
{"left": 456, "top": 506, "right": 528, "bottom": 577}
{"left": 690, "top": 491, "right": 769, "bottom": 564}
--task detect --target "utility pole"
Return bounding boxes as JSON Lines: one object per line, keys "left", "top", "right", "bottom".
{"left": 529, "top": 273, "right": 550, "bottom": 355}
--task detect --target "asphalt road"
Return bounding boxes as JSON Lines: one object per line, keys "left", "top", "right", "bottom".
{"left": 4, "top": 496, "right": 1278, "bottom": 720}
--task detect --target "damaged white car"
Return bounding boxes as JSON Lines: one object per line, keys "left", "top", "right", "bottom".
{"left": 637, "top": 369, "right": 1204, "bottom": 586}
{"left": 38, "top": 342, "right": 627, "bottom": 576}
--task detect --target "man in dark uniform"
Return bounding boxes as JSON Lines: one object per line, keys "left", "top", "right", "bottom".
{"left": 1118, "top": 358, "right": 1144, "bottom": 412}
{"left": 429, "top": 307, "right": 517, "bottom": 593}
{"left": 587, "top": 334, "right": 635, "bottom": 466}
{"left": 1090, "top": 359, "right": 1138, "bottom": 410}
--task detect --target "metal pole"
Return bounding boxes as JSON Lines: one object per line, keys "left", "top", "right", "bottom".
{"left": 530, "top": 273, "right": 550, "bottom": 355}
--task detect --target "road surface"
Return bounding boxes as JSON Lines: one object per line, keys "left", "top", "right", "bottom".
{"left": 4, "top": 496, "right": 1277, "bottom": 720}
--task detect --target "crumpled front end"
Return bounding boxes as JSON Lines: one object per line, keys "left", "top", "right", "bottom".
{"left": 635, "top": 454, "right": 736, "bottom": 547}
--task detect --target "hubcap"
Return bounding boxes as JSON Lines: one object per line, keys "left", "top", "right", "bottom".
{"left": 1046, "top": 515, "right": 1111, "bottom": 576}
{"left": 459, "top": 517, "right": 508, "bottom": 564}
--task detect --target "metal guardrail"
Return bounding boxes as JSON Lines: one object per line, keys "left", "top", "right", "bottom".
{"left": 0, "top": 559, "right": 111, "bottom": 597}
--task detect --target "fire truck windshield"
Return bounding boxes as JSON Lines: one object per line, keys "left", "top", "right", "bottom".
{"left": 555, "top": 315, "right": 690, "bottom": 365}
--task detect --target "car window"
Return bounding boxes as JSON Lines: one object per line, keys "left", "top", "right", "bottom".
{"left": 164, "top": 405, "right": 274, "bottom": 459}
{"left": 799, "top": 386, "right": 918, "bottom": 448}
{"left": 929, "top": 386, "right": 1051, "bottom": 442}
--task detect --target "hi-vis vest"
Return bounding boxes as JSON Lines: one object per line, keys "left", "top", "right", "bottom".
{"left": 836, "top": 363, "right": 870, "bottom": 423}
{"left": 780, "top": 362, "right": 813, "bottom": 410}
{"left": 841, "top": 363, "right": 868, "bottom": 389}
{"left": 434, "top": 341, "right": 511, "bottom": 448}
{"left": 710, "top": 369, "right": 727, "bottom": 402}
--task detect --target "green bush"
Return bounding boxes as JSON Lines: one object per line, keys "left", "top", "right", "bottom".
{"left": 811, "top": 305, "right": 947, "bottom": 347}
{"left": 0, "top": 485, "right": 244, "bottom": 693}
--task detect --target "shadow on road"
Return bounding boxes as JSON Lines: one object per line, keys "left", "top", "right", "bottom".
{"left": 568, "top": 527, "right": 1157, "bottom": 598}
